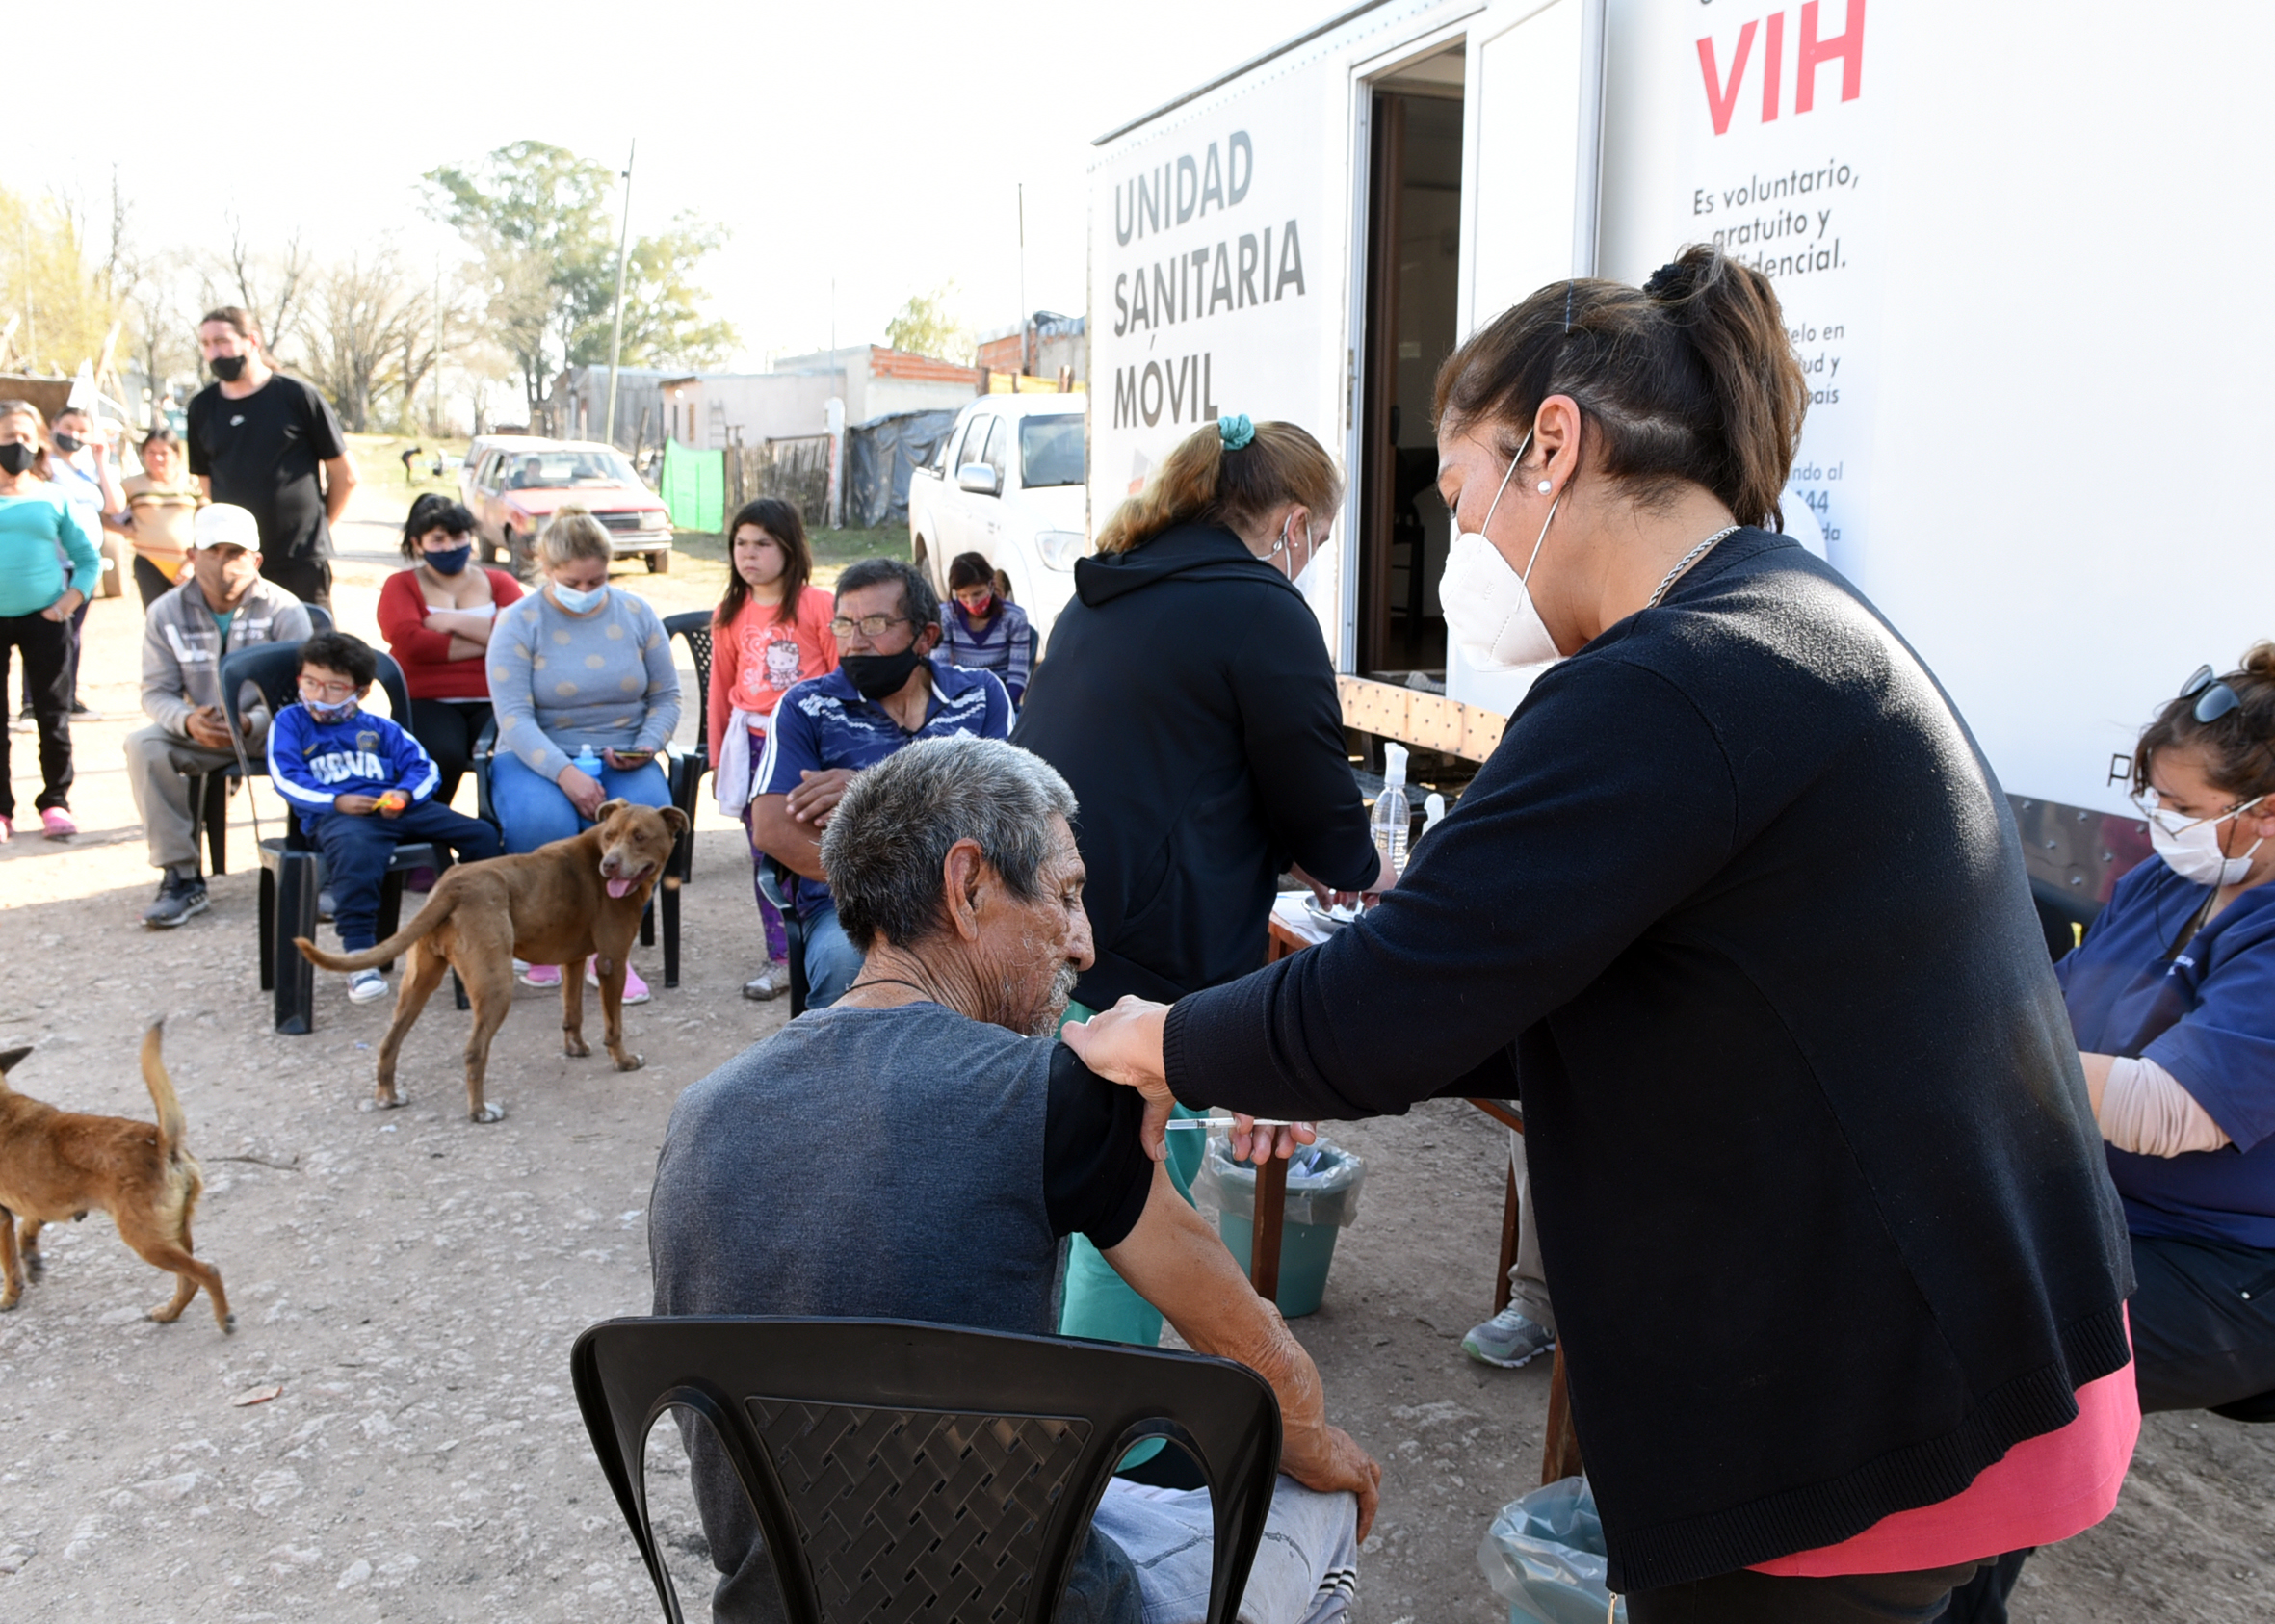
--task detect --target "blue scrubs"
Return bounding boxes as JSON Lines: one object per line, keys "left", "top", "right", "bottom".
{"left": 2056, "top": 857, "right": 2275, "bottom": 1248}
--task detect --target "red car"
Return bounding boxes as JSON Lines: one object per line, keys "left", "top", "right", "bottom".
{"left": 458, "top": 436, "right": 674, "bottom": 574}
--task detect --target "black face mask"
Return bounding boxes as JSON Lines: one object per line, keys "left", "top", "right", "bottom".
{"left": 50, "top": 432, "right": 82, "bottom": 456}
{"left": 209, "top": 354, "right": 248, "bottom": 382}
{"left": 840, "top": 646, "right": 927, "bottom": 702}
{"left": 0, "top": 442, "right": 37, "bottom": 476}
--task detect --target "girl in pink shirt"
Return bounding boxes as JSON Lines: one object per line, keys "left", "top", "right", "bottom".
{"left": 708, "top": 498, "right": 836, "bottom": 1001}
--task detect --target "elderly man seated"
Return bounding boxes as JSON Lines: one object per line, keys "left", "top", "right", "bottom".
{"left": 651, "top": 737, "right": 1379, "bottom": 1624}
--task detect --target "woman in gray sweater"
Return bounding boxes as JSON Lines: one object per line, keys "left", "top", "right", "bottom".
{"left": 487, "top": 505, "right": 680, "bottom": 996}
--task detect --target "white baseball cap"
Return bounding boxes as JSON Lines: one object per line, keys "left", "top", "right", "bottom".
{"left": 194, "top": 504, "right": 260, "bottom": 552}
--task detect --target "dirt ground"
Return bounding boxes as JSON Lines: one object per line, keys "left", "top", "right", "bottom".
{"left": 1, "top": 483, "right": 2269, "bottom": 1621}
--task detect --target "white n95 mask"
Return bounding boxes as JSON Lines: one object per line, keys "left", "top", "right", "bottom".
{"left": 1439, "top": 430, "right": 1562, "bottom": 671}
{"left": 2148, "top": 794, "right": 2266, "bottom": 887}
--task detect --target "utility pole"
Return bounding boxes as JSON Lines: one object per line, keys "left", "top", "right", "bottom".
{"left": 1017, "top": 183, "right": 1028, "bottom": 377}
{"left": 432, "top": 257, "right": 444, "bottom": 435}
{"left": 603, "top": 139, "right": 636, "bottom": 448}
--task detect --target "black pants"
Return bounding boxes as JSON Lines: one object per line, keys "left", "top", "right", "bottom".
{"left": 2129, "top": 1231, "right": 2275, "bottom": 1415}
{"left": 133, "top": 554, "right": 177, "bottom": 609}
{"left": 262, "top": 550, "right": 332, "bottom": 615}
{"left": 407, "top": 699, "right": 492, "bottom": 808}
{"left": 0, "top": 611, "right": 72, "bottom": 817}
{"left": 1630, "top": 1559, "right": 1991, "bottom": 1623}
{"left": 63, "top": 593, "right": 89, "bottom": 706}
{"left": 310, "top": 799, "right": 502, "bottom": 951}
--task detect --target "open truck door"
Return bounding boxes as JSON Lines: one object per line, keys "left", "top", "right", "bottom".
{"left": 1441, "top": 0, "right": 1606, "bottom": 715}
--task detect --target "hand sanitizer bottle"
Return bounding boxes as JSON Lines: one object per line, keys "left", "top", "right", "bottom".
{"left": 574, "top": 743, "right": 602, "bottom": 774}
{"left": 1371, "top": 743, "right": 1412, "bottom": 878}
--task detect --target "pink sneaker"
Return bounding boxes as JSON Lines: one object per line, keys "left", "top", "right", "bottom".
{"left": 586, "top": 957, "right": 652, "bottom": 1005}
{"left": 519, "top": 962, "right": 563, "bottom": 988}
{"left": 39, "top": 807, "right": 75, "bottom": 841}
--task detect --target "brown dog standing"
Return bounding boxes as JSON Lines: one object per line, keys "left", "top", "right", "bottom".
{"left": 296, "top": 799, "right": 689, "bottom": 1122}
{"left": 0, "top": 1021, "right": 232, "bottom": 1331}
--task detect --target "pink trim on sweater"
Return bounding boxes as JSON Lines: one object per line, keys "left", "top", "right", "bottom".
{"left": 1753, "top": 1329, "right": 2138, "bottom": 1577}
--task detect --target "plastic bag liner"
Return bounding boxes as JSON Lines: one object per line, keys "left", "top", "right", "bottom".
{"left": 1192, "top": 1135, "right": 1366, "bottom": 1228}
{"left": 1478, "top": 1476, "right": 1625, "bottom": 1624}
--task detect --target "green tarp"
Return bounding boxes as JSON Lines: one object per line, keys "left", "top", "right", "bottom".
{"left": 660, "top": 439, "right": 724, "bottom": 535}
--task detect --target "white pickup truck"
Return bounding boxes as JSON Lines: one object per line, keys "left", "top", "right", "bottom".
{"left": 906, "top": 394, "right": 1088, "bottom": 644}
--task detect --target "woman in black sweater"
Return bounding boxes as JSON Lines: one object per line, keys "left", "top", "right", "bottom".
{"left": 1069, "top": 249, "right": 2135, "bottom": 1621}
{"left": 1013, "top": 415, "right": 1389, "bottom": 1355}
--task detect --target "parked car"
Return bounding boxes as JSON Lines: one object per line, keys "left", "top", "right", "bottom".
{"left": 907, "top": 394, "right": 1087, "bottom": 645}
{"left": 458, "top": 436, "right": 673, "bottom": 574}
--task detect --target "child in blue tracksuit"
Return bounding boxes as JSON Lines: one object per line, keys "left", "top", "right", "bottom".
{"left": 268, "top": 630, "right": 502, "bottom": 1001}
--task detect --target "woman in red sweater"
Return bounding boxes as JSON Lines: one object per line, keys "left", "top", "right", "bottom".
{"left": 376, "top": 494, "right": 523, "bottom": 804}
{"left": 708, "top": 497, "right": 836, "bottom": 1000}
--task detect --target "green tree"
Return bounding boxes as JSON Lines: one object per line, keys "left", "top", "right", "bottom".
{"left": 571, "top": 214, "right": 737, "bottom": 372}
{"left": 885, "top": 283, "right": 974, "bottom": 364}
{"left": 427, "top": 143, "right": 738, "bottom": 415}
{"left": 0, "top": 186, "right": 123, "bottom": 377}
{"left": 424, "top": 142, "right": 615, "bottom": 415}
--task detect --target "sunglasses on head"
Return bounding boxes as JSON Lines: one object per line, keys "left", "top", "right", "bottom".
{"left": 2179, "top": 664, "right": 2242, "bottom": 723}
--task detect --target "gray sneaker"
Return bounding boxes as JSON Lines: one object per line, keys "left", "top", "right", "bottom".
{"left": 742, "top": 960, "right": 791, "bottom": 1001}
{"left": 143, "top": 872, "right": 210, "bottom": 929}
{"left": 1462, "top": 1305, "right": 1556, "bottom": 1369}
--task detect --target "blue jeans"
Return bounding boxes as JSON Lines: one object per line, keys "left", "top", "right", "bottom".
{"left": 488, "top": 750, "right": 669, "bottom": 854}
{"left": 311, "top": 799, "right": 503, "bottom": 952}
{"left": 799, "top": 901, "right": 864, "bottom": 1008}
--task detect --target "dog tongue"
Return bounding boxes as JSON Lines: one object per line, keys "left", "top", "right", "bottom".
{"left": 606, "top": 877, "right": 635, "bottom": 899}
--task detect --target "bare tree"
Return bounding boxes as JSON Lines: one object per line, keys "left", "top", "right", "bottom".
{"left": 201, "top": 218, "right": 312, "bottom": 354}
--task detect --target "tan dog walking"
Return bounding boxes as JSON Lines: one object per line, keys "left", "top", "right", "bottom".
{"left": 0, "top": 1021, "right": 232, "bottom": 1331}
{"left": 296, "top": 799, "right": 689, "bottom": 1122}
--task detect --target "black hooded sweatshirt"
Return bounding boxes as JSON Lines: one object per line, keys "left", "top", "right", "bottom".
{"left": 1012, "top": 523, "right": 1379, "bottom": 1008}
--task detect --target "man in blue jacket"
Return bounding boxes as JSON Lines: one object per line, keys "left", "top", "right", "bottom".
{"left": 268, "top": 630, "right": 501, "bottom": 1002}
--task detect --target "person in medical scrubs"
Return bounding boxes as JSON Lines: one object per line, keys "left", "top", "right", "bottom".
{"left": 2057, "top": 647, "right": 2275, "bottom": 1419}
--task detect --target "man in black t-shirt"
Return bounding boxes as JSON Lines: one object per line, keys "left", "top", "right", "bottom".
{"left": 185, "top": 306, "right": 358, "bottom": 612}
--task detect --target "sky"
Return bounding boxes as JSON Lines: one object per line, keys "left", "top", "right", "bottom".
{"left": 20, "top": 0, "right": 1340, "bottom": 380}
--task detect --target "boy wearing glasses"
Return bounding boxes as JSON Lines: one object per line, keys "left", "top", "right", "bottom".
{"left": 269, "top": 630, "right": 502, "bottom": 1003}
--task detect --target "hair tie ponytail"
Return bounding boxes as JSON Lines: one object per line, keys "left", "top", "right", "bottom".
{"left": 1218, "top": 413, "right": 1255, "bottom": 452}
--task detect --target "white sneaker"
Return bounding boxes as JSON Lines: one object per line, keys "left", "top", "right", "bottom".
{"left": 347, "top": 968, "right": 388, "bottom": 1004}
{"left": 586, "top": 957, "right": 651, "bottom": 1004}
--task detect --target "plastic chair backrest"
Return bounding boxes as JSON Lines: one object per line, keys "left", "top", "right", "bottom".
{"left": 662, "top": 609, "right": 714, "bottom": 732}
{"left": 220, "top": 642, "right": 416, "bottom": 776}
{"left": 573, "top": 1316, "right": 1281, "bottom": 1624}
{"left": 304, "top": 603, "right": 334, "bottom": 634}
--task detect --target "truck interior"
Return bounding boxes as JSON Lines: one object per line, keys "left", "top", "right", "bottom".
{"left": 1356, "top": 48, "right": 1465, "bottom": 686}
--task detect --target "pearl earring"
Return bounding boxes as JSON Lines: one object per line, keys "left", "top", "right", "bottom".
{"left": 1536, "top": 481, "right": 1553, "bottom": 494}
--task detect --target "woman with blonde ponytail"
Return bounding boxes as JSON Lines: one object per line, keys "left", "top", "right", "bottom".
{"left": 1011, "top": 413, "right": 1390, "bottom": 1371}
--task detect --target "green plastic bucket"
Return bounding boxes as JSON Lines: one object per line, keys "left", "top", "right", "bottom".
{"left": 1216, "top": 1209, "right": 1344, "bottom": 1318}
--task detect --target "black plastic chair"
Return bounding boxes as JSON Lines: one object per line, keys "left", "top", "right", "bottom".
{"left": 755, "top": 861, "right": 809, "bottom": 1016}
{"left": 572, "top": 1317, "right": 1281, "bottom": 1624}
{"left": 662, "top": 610, "right": 714, "bottom": 889}
{"left": 222, "top": 642, "right": 464, "bottom": 1035}
{"left": 186, "top": 602, "right": 333, "bottom": 875}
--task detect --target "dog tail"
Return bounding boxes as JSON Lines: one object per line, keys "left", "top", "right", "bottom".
{"left": 142, "top": 1019, "right": 188, "bottom": 1158}
{"left": 295, "top": 890, "right": 458, "bottom": 972}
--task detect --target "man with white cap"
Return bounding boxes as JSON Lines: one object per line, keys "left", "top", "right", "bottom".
{"left": 123, "top": 502, "right": 314, "bottom": 926}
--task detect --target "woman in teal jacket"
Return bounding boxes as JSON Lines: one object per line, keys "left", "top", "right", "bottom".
{"left": 0, "top": 400, "right": 101, "bottom": 841}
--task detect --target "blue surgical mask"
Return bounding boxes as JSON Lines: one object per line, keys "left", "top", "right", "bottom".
{"left": 305, "top": 697, "right": 358, "bottom": 723}
{"left": 551, "top": 581, "right": 609, "bottom": 613}
{"left": 423, "top": 544, "right": 474, "bottom": 576}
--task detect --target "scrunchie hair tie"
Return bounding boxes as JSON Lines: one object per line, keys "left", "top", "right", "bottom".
{"left": 1218, "top": 413, "right": 1255, "bottom": 452}
{"left": 1642, "top": 260, "right": 1688, "bottom": 301}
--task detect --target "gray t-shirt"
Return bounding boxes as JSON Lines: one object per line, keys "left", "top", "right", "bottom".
{"left": 649, "top": 1001, "right": 1153, "bottom": 1622}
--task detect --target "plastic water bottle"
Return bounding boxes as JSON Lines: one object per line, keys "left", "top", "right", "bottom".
{"left": 574, "top": 743, "right": 601, "bottom": 774}
{"left": 1372, "top": 743, "right": 1412, "bottom": 878}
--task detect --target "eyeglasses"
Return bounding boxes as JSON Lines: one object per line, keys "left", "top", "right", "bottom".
{"left": 2131, "top": 784, "right": 2267, "bottom": 839}
{"left": 829, "top": 614, "right": 910, "bottom": 640}
{"left": 2179, "top": 663, "right": 2242, "bottom": 724}
{"left": 297, "top": 676, "right": 359, "bottom": 700}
